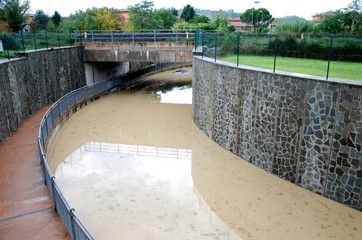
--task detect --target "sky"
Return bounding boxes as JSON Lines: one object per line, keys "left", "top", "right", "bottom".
{"left": 29, "top": 0, "right": 353, "bottom": 20}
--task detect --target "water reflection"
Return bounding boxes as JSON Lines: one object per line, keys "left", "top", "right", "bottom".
{"left": 55, "top": 142, "right": 240, "bottom": 240}
{"left": 50, "top": 68, "right": 242, "bottom": 240}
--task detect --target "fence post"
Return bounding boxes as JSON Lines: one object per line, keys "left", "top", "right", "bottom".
{"left": 201, "top": 31, "right": 204, "bottom": 59}
{"left": 45, "top": 30, "right": 49, "bottom": 49}
{"left": 33, "top": 33, "right": 37, "bottom": 51}
{"left": 57, "top": 31, "right": 60, "bottom": 48}
{"left": 326, "top": 36, "right": 333, "bottom": 80}
{"left": 214, "top": 34, "right": 217, "bottom": 62}
{"left": 51, "top": 176, "right": 57, "bottom": 211}
{"left": 70, "top": 208, "right": 77, "bottom": 240}
{"left": 273, "top": 35, "right": 278, "bottom": 73}
{"left": 237, "top": 34, "right": 240, "bottom": 67}
{"left": 21, "top": 31, "right": 25, "bottom": 54}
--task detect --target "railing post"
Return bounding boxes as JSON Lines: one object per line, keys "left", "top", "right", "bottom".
{"left": 51, "top": 176, "right": 57, "bottom": 211}
{"left": 214, "top": 34, "right": 217, "bottom": 62}
{"left": 70, "top": 208, "right": 77, "bottom": 240}
{"left": 33, "top": 33, "right": 37, "bottom": 51}
{"left": 273, "top": 35, "right": 278, "bottom": 73}
{"left": 326, "top": 36, "right": 333, "bottom": 80}
{"left": 57, "top": 31, "right": 60, "bottom": 48}
{"left": 154, "top": 30, "right": 156, "bottom": 43}
{"left": 201, "top": 31, "right": 204, "bottom": 59}
{"left": 45, "top": 30, "right": 49, "bottom": 49}
{"left": 21, "top": 31, "right": 25, "bottom": 54}
{"left": 237, "top": 34, "right": 240, "bottom": 67}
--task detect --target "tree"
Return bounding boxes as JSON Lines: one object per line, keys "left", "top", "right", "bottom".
{"left": 51, "top": 11, "right": 62, "bottom": 28}
{"left": 150, "top": 8, "right": 177, "bottom": 29}
{"left": 240, "top": 7, "right": 272, "bottom": 32}
{"left": 211, "top": 11, "right": 231, "bottom": 32}
{"left": 128, "top": 0, "right": 154, "bottom": 30}
{"left": 33, "top": 10, "right": 49, "bottom": 30}
{"left": 191, "top": 15, "right": 210, "bottom": 24}
{"left": 0, "top": 0, "right": 30, "bottom": 32}
{"left": 180, "top": 4, "right": 195, "bottom": 22}
{"left": 317, "top": 11, "right": 347, "bottom": 33}
{"left": 346, "top": 0, "right": 362, "bottom": 32}
{"left": 170, "top": 7, "right": 178, "bottom": 17}
{"left": 94, "top": 7, "right": 124, "bottom": 30}
{"left": 63, "top": 7, "right": 124, "bottom": 31}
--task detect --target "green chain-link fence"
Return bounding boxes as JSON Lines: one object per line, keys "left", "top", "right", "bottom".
{"left": 195, "top": 31, "right": 362, "bottom": 81}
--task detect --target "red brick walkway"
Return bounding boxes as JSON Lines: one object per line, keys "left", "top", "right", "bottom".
{"left": 0, "top": 108, "right": 70, "bottom": 240}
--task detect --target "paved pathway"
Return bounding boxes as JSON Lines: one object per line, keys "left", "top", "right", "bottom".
{"left": 0, "top": 108, "right": 70, "bottom": 240}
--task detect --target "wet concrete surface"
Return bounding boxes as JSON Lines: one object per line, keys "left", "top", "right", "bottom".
{"left": 0, "top": 107, "right": 70, "bottom": 240}
{"left": 47, "top": 68, "right": 362, "bottom": 240}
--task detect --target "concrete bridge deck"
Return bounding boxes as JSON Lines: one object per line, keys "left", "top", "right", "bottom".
{"left": 0, "top": 108, "right": 70, "bottom": 240}
{"left": 80, "top": 41, "right": 194, "bottom": 63}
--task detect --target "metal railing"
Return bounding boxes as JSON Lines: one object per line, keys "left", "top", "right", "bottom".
{"left": 37, "top": 62, "right": 189, "bottom": 240}
{"left": 0, "top": 31, "right": 74, "bottom": 59}
{"left": 195, "top": 31, "right": 362, "bottom": 81}
{"left": 72, "top": 30, "right": 196, "bottom": 43}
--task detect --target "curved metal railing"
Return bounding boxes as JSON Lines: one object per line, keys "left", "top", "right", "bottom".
{"left": 37, "top": 62, "right": 190, "bottom": 239}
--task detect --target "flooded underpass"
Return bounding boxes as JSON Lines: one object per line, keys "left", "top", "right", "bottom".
{"left": 47, "top": 68, "right": 362, "bottom": 240}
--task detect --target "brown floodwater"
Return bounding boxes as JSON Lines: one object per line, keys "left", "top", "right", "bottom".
{"left": 47, "top": 68, "right": 362, "bottom": 240}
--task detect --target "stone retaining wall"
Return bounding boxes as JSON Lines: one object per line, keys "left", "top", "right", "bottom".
{"left": 192, "top": 56, "right": 362, "bottom": 210}
{"left": 0, "top": 47, "right": 86, "bottom": 142}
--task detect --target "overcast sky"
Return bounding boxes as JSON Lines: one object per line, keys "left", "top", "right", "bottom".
{"left": 29, "top": 0, "right": 352, "bottom": 19}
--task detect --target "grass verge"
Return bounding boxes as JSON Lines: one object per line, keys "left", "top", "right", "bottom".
{"left": 221, "top": 55, "right": 362, "bottom": 81}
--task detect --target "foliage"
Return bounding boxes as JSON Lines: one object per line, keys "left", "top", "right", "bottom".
{"left": 33, "top": 10, "right": 49, "bottom": 31}
{"left": 0, "top": 33, "right": 19, "bottom": 50}
{"left": 191, "top": 15, "right": 210, "bottom": 24}
{"left": 128, "top": 0, "right": 154, "bottom": 30}
{"left": 170, "top": 7, "right": 178, "bottom": 16}
{"left": 0, "top": 0, "right": 30, "bottom": 32}
{"left": 274, "top": 19, "right": 315, "bottom": 34}
{"left": 240, "top": 7, "right": 273, "bottom": 32}
{"left": 211, "top": 11, "right": 232, "bottom": 32}
{"left": 51, "top": 11, "right": 62, "bottom": 28}
{"left": 63, "top": 7, "right": 125, "bottom": 31}
{"left": 316, "top": 11, "right": 348, "bottom": 33}
{"left": 180, "top": 4, "right": 195, "bottom": 22}
{"left": 149, "top": 8, "right": 177, "bottom": 29}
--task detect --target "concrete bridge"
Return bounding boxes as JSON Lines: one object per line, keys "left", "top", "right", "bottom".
{"left": 74, "top": 31, "right": 195, "bottom": 63}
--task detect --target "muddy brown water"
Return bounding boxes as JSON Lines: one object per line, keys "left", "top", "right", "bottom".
{"left": 47, "top": 68, "right": 361, "bottom": 240}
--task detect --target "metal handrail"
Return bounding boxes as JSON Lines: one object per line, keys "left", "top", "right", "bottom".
{"left": 37, "top": 62, "right": 189, "bottom": 239}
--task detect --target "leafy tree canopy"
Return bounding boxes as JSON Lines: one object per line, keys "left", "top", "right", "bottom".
{"left": 240, "top": 7, "right": 272, "bottom": 32}
{"left": 33, "top": 9, "right": 49, "bottom": 30}
{"left": 64, "top": 7, "right": 125, "bottom": 31}
{"left": 128, "top": 0, "right": 154, "bottom": 30}
{"left": 51, "top": 11, "right": 62, "bottom": 28}
{"left": 0, "top": 0, "right": 30, "bottom": 32}
{"left": 180, "top": 4, "right": 195, "bottom": 22}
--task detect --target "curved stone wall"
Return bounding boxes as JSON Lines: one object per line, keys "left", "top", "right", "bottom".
{"left": 0, "top": 47, "right": 86, "bottom": 143}
{"left": 192, "top": 56, "right": 362, "bottom": 210}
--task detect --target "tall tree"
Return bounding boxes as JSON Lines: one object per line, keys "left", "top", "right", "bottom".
{"left": 63, "top": 7, "right": 124, "bottom": 31}
{"left": 149, "top": 8, "right": 177, "bottom": 29}
{"left": 128, "top": 0, "right": 154, "bottom": 30}
{"left": 51, "top": 10, "right": 62, "bottom": 28}
{"left": 240, "top": 7, "right": 272, "bottom": 32}
{"left": 94, "top": 7, "right": 124, "bottom": 30}
{"left": 33, "top": 9, "right": 49, "bottom": 30}
{"left": 180, "top": 4, "right": 195, "bottom": 22}
{"left": 346, "top": 0, "right": 362, "bottom": 32}
{"left": 0, "top": 0, "right": 30, "bottom": 32}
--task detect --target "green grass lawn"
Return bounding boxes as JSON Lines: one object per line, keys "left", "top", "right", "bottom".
{"left": 221, "top": 55, "right": 362, "bottom": 81}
